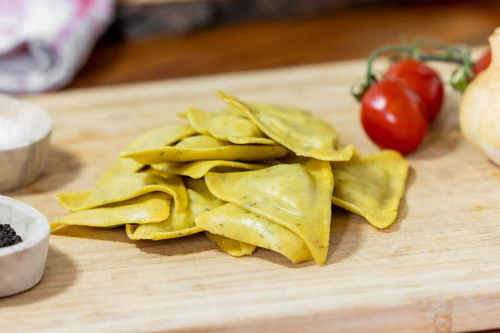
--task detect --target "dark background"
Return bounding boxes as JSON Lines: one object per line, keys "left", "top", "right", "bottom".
{"left": 69, "top": 0, "right": 500, "bottom": 89}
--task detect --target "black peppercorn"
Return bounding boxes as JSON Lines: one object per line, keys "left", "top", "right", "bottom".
{"left": 0, "top": 224, "right": 23, "bottom": 248}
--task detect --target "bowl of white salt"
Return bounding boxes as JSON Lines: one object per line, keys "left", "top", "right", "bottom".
{"left": 0, "top": 94, "right": 52, "bottom": 192}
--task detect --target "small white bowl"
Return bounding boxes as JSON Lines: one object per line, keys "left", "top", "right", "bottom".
{"left": 0, "top": 94, "right": 52, "bottom": 192}
{"left": 0, "top": 195, "right": 50, "bottom": 298}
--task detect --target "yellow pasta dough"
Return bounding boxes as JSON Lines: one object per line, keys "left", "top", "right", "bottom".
{"left": 205, "top": 158, "right": 333, "bottom": 265}
{"left": 205, "top": 232, "right": 256, "bottom": 257}
{"left": 57, "top": 173, "right": 188, "bottom": 214}
{"left": 178, "top": 105, "right": 241, "bottom": 120}
{"left": 126, "top": 178, "right": 223, "bottom": 240}
{"left": 51, "top": 193, "right": 171, "bottom": 230}
{"left": 140, "top": 167, "right": 174, "bottom": 179}
{"left": 98, "top": 124, "right": 196, "bottom": 184}
{"left": 197, "top": 204, "right": 313, "bottom": 263}
{"left": 120, "top": 135, "right": 288, "bottom": 164}
{"left": 330, "top": 150, "right": 409, "bottom": 228}
{"left": 151, "top": 160, "right": 268, "bottom": 179}
{"left": 186, "top": 107, "right": 275, "bottom": 145}
{"left": 218, "top": 91, "right": 354, "bottom": 162}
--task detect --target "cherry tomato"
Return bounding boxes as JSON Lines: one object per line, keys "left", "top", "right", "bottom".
{"left": 361, "top": 80, "right": 428, "bottom": 155}
{"left": 472, "top": 49, "right": 491, "bottom": 76}
{"left": 383, "top": 59, "right": 443, "bottom": 123}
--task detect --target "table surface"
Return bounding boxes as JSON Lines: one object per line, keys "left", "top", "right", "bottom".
{"left": 2, "top": 57, "right": 500, "bottom": 333}
{"left": 29, "top": 1, "right": 500, "bottom": 332}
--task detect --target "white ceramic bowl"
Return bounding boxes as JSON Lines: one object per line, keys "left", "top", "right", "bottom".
{"left": 0, "top": 195, "right": 50, "bottom": 298}
{"left": 0, "top": 94, "right": 52, "bottom": 192}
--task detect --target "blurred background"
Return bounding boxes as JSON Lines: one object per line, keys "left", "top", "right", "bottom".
{"left": 1, "top": 0, "right": 499, "bottom": 94}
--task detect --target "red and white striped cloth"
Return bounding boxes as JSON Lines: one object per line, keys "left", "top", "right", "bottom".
{"left": 0, "top": 0, "right": 114, "bottom": 94}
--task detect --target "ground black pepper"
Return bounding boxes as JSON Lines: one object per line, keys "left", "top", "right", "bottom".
{"left": 0, "top": 224, "right": 23, "bottom": 248}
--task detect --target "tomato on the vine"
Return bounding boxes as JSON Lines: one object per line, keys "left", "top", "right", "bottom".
{"left": 383, "top": 59, "right": 444, "bottom": 123}
{"left": 472, "top": 49, "right": 491, "bottom": 76}
{"left": 361, "top": 80, "right": 428, "bottom": 155}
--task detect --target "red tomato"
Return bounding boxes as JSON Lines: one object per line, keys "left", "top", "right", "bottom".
{"left": 361, "top": 80, "right": 428, "bottom": 155}
{"left": 383, "top": 59, "right": 443, "bottom": 123}
{"left": 473, "top": 49, "right": 491, "bottom": 76}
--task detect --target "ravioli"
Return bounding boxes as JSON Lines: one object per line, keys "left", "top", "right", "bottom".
{"left": 119, "top": 124, "right": 197, "bottom": 156}
{"left": 197, "top": 204, "right": 313, "bottom": 263}
{"left": 178, "top": 105, "right": 241, "bottom": 120}
{"left": 126, "top": 178, "right": 224, "bottom": 240}
{"left": 51, "top": 193, "right": 171, "bottom": 230}
{"left": 151, "top": 160, "right": 268, "bottom": 179}
{"left": 98, "top": 124, "right": 196, "bottom": 184}
{"left": 186, "top": 107, "right": 275, "bottom": 145}
{"left": 330, "top": 150, "right": 409, "bottom": 228}
{"left": 205, "top": 158, "right": 333, "bottom": 265}
{"left": 120, "top": 134, "right": 288, "bottom": 164}
{"left": 57, "top": 173, "right": 188, "bottom": 214}
{"left": 218, "top": 91, "right": 354, "bottom": 161}
{"left": 52, "top": 92, "right": 411, "bottom": 266}
{"left": 205, "top": 232, "right": 256, "bottom": 257}
{"left": 141, "top": 167, "right": 173, "bottom": 179}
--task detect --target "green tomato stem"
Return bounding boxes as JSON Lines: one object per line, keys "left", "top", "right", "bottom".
{"left": 364, "top": 45, "right": 413, "bottom": 87}
{"left": 352, "top": 39, "right": 474, "bottom": 101}
{"left": 418, "top": 54, "right": 466, "bottom": 64}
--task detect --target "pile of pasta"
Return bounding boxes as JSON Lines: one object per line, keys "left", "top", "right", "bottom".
{"left": 52, "top": 91, "right": 409, "bottom": 265}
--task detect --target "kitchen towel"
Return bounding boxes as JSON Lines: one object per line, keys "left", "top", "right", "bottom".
{"left": 0, "top": 0, "right": 114, "bottom": 94}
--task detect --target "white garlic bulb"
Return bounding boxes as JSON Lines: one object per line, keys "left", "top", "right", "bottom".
{"left": 460, "top": 28, "right": 500, "bottom": 165}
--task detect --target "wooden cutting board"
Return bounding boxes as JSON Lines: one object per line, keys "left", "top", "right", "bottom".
{"left": 2, "top": 59, "right": 500, "bottom": 333}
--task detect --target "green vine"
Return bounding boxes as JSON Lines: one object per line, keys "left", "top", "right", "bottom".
{"left": 352, "top": 39, "right": 474, "bottom": 101}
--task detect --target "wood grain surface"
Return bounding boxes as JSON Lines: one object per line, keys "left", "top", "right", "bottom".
{"left": 70, "top": 0, "right": 500, "bottom": 89}
{"left": 0, "top": 57, "right": 499, "bottom": 332}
